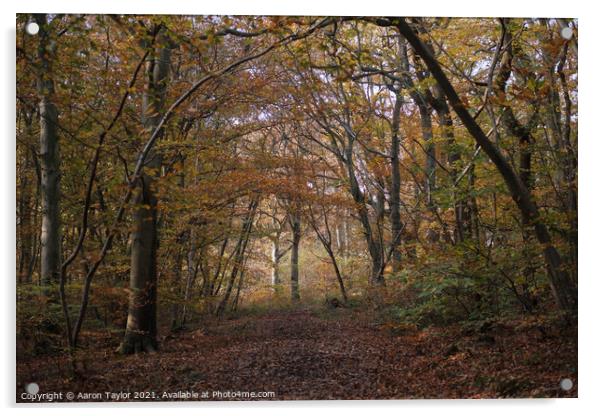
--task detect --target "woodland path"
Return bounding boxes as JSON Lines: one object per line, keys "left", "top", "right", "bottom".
{"left": 17, "top": 307, "right": 577, "bottom": 401}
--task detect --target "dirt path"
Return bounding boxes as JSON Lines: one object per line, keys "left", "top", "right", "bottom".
{"left": 17, "top": 307, "right": 577, "bottom": 401}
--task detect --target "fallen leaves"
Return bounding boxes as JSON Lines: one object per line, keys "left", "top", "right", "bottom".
{"left": 16, "top": 307, "right": 577, "bottom": 401}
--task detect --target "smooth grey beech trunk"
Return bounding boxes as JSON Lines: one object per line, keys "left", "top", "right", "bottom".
{"left": 35, "top": 14, "right": 62, "bottom": 286}
{"left": 119, "top": 35, "right": 172, "bottom": 354}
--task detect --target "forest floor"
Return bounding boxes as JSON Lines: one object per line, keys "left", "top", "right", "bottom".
{"left": 16, "top": 305, "right": 577, "bottom": 401}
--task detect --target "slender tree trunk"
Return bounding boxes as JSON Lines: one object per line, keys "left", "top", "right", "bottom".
{"left": 18, "top": 137, "right": 33, "bottom": 283}
{"left": 35, "top": 14, "right": 61, "bottom": 286}
{"left": 389, "top": 93, "right": 403, "bottom": 272}
{"left": 290, "top": 210, "right": 302, "bottom": 301}
{"left": 231, "top": 269, "right": 245, "bottom": 312}
{"left": 311, "top": 211, "right": 349, "bottom": 304}
{"left": 467, "top": 156, "right": 480, "bottom": 241}
{"left": 232, "top": 241, "right": 253, "bottom": 312}
{"left": 418, "top": 102, "right": 436, "bottom": 207}
{"left": 208, "top": 234, "right": 229, "bottom": 298}
{"left": 433, "top": 90, "right": 465, "bottom": 243}
{"left": 336, "top": 216, "right": 349, "bottom": 257}
{"left": 328, "top": 248, "right": 348, "bottom": 304}
{"left": 170, "top": 247, "right": 184, "bottom": 330}
{"left": 216, "top": 199, "right": 257, "bottom": 316}
{"left": 270, "top": 224, "right": 282, "bottom": 286}
{"left": 343, "top": 138, "right": 385, "bottom": 285}
{"left": 180, "top": 230, "right": 199, "bottom": 327}
{"left": 27, "top": 146, "right": 42, "bottom": 284}
{"left": 343, "top": 215, "right": 350, "bottom": 257}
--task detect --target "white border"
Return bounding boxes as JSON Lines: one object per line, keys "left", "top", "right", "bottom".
{"left": 11, "top": 0, "right": 586, "bottom": 17}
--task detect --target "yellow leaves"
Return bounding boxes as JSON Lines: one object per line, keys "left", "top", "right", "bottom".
{"left": 205, "top": 30, "right": 216, "bottom": 44}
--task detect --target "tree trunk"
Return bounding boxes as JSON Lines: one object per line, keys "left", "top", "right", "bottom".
{"left": 389, "top": 93, "right": 403, "bottom": 272}
{"left": 270, "top": 221, "right": 282, "bottom": 286}
{"left": 320, "top": 234, "right": 348, "bottom": 304}
{"left": 290, "top": 211, "right": 302, "bottom": 301}
{"left": 180, "top": 231, "right": 199, "bottom": 327}
{"left": 418, "top": 101, "right": 436, "bottom": 207}
{"left": 216, "top": 199, "right": 257, "bottom": 316}
{"left": 433, "top": 90, "right": 465, "bottom": 243}
{"left": 170, "top": 247, "right": 184, "bottom": 330}
{"left": 119, "top": 34, "right": 172, "bottom": 354}
{"left": 120, "top": 175, "right": 160, "bottom": 353}
{"left": 343, "top": 135, "right": 385, "bottom": 285}
{"left": 17, "top": 135, "right": 34, "bottom": 284}
{"left": 35, "top": 14, "right": 61, "bottom": 286}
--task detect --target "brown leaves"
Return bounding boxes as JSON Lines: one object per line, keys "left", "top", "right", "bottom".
{"left": 17, "top": 308, "right": 576, "bottom": 401}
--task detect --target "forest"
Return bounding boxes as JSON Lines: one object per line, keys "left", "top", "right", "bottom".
{"left": 16, "top": 14, "right": 577, "bottom": 400}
